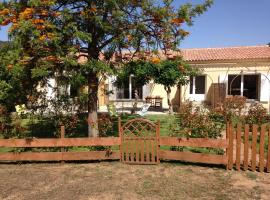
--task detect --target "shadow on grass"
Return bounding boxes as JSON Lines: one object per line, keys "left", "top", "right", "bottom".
{"left": 160, "top": 160, "right": 227, "bottom": 170}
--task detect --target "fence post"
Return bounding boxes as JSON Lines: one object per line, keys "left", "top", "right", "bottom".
{"left": 236, "top": 123, "right": 242, "bottom": 170}
{"left": 118, "top": 117, "right": 122, "bottom": 162}
{"left": 267, "top": 125, "right": 270, "bottom": 172}
{"left": 156, "top": 120, "right": 160, "bottom": 164}
{"left": 251, "top": 124, "right": 258, "bottom": 171}
{"left": 259, "top": 124, "right": 266, "bottom": 172}
{"left": 226, "top": 121, "right": 229, "bottom": 169}
{"left": 243, "top": 124, "right": 250, "bottom": 171}
{"left": 60, "top": 125, "right": 65, "bottom": 164}
{"left": 227, "top": 122, "right": 234, "bottom": 170}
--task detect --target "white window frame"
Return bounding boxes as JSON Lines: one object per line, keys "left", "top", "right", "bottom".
{"left": 227, "top": 73, "right": 260, "bottom": 100}
{"left": 189, "top": 75, "right": 206, "bottom": 101}
{"left": 116, "top": 75, "right": 143, "bottom": 100}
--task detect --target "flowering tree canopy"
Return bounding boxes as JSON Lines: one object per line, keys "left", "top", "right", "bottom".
{"left": 0, "top": 0, "right": 213, "bottom": 137}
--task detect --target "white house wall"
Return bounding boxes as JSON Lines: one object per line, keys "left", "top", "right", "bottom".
{"left": 180, "top": 63, "right": 270, "bottom": 111}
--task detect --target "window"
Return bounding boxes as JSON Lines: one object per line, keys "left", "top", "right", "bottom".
{"left": 228, "top": 74, "right": 260, "bottom": 100}
{"left": 228, "top": 75, "right": 241, "bottom": 96}
{"left": 116, "top": 76, "right": 143, "bottom": 99}
{"left": 189, "top": 75, "right": 206, "bottom": 94}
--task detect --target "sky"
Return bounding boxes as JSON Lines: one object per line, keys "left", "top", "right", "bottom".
{"left": 0, "top": 0, "right": 269, "bottom": 49}
{"left": 175, "top": 0, "right": 270, "bottom": 48}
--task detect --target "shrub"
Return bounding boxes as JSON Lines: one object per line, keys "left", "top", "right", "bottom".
{"left": 98, "top": 113, "right": 114, "bottom": 137}
{"left": 245, "top": 102, "right": 268, "bottom": 125}
{"left": 222, "top": 96, "right": 246, "bottom": 120}
{"left": 172, "top": 101, "right": 224, "bottom": 139}
{"left": 213, "top": 96, "right": 246, "bottom": 125}
{"left": 0, "top": 105, "right": 11, "bottom": 137}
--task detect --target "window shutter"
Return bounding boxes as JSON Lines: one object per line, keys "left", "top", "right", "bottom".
{"left": 260, "top": 74, "right": 270, "bottom": 102}
{"left": 219, "top": 74, "right": 228, "bottom": 95}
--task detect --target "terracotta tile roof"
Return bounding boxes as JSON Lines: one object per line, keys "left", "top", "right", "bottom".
{"left": 181, "top": 45, "right": 270, "bottom": 62}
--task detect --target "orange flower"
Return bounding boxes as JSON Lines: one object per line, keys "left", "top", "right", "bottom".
{"left": 52, "top": 11, "right": 61, "bottom": 17}
{"left": 151, "top": 57, "right": 161, "bottom": 64}
{"left": 89, "top": 6, "right": 97, "bottom": 13}
{"left": 7, "top": 64, "right": 13, "bottom": 71}
{"left": 0, "top": 8, "right": 10, "bottom": 15}
{"left": 171, "top": 18, "right": 184, "bottom": 25}
{"left": 19, "top": 7, "right": 35, "bottom": 19}
{"left": 39, "top": 35, "right": 47, "bottom": 41}
{"left": 32, "top": 19, "right": 45, "bottom": 24}
{"left": 36, "top": 25, "right": 46, "bottom": 30}
{"left": 44, "top": 55, "right": 58, "bottom": 62}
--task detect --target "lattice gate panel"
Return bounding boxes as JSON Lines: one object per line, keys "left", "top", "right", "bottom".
{"left": 119, "top": 118, "right": 160, "bottom": 164}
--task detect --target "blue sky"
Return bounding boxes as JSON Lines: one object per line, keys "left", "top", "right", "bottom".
{"left": 176, "top": 0, "right": 270, "bottom": 48}
{"left": 0, "top": 0, "right": 269, "bottom": 49}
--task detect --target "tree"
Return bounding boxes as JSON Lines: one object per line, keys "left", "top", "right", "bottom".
{"left": 118, "top": 59, "right": 198, "bottom": 113}
{"left": 0, "top": 41, "right": 40, "bottom": 112}
{"left": 0, "top": 0, "right": 213, "bottom": 137}
{"left": 153, "top": 59, "right": 199, "bottom": 113}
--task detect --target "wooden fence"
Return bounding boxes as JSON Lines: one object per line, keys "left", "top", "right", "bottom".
{"left": 159, "top": 137, "right": 228, "bottom": 165}
{"left": 227, "top": 122, "right": 270, "bottom": 172}
{"left": 0, "top": 122, "right": 269, "bottom": 173}
{"left": 0, "top": 125, "right": 228, "bottom": 166}
{"left": 0, "top": 126, "right": 120, "bottom": 162}
{"left": 0, "top": 136, "right": 228, "bottom": 165}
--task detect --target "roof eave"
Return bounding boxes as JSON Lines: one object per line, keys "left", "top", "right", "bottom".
{"left": 185, "top": 58, "right": 270, "bottom": 65}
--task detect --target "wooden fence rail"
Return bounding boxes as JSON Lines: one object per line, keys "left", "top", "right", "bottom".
{"left": 227, "top": 123, "right": 270, "bottom": 172}
{"left": 159, "top": 137, "right": 228, "bottom": 148}
{"left": 159, "top": 151, "right": 227, "bottom": 165}
{"left": 1, "top": 122, "right": 270, "bottom": 173}
{"left": 0, "top": 137, "right": 121, "bottom": 148}
{"left": 0, "top": 151, "right": 120, "bottom": 161}
{"left": 159, "top": 137, "right": 228, "bottom": 165}
{"left": 0, "top": 126, "right": 121, "bottom": 162}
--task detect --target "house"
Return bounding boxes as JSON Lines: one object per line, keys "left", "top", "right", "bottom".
{"left": 99, "top": 45, "right": 270, "bottom": 112}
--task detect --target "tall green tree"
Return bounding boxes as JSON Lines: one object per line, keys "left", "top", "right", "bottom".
{"left": 0, "top": 41, "right": 40, "bottom": 112}
{"left": 117, "top": 59, "right": 198, "bottom": 113}
{"left": 0, "top": 0, "right": 213, "bottom": 137}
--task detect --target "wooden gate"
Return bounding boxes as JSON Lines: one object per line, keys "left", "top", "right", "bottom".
{"left": 119, "top": 118, "right": 160, "bottom": 164}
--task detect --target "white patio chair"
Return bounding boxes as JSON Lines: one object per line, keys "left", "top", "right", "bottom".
{"left": 137, "top": 103, "right": 151, "bottom": 117}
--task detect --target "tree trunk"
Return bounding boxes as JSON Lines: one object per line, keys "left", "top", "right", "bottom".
{"left": 87, "top": 71, "right": 99, "bottom": 137}
{"left": 165, "top": 87, "right": 173, "bottom": 114}
{"left": 131, "top": 89, "right": 139, "bottom": 114}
